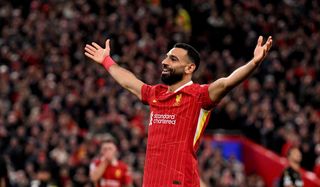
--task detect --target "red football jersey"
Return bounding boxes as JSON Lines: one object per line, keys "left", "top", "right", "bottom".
{"left": 90, "top": 159, "right": 132, "bottom": 187}
{"left": 141, "top": 81, "right": 216, "bottom": 187}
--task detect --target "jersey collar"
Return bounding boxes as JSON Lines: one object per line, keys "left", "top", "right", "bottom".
{"left": 174, "top": 81, "right": 193, "bottom": 93}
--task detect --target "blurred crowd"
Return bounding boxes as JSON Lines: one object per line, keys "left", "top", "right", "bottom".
{"left": 0, "top": 0, "right": 319, "bottom": 186}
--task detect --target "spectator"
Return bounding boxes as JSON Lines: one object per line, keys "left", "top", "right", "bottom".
{"left": 247, "top": 173, "right": 265, "bottom": 187}
{"left": 314, "top": 144, "right": 320, "bottom": 179}
{"left": 278, "top": 147, "right": 303, "bottom": 187}
{"left": 90, "top": 138, "right": 132, "bottom": 187}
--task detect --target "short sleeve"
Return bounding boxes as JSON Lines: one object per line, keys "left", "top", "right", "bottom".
{"left": 122, "top": 165, "right": 132, "bottom": 185}
{"left": 199, "top": 84, "right": 217, "bottom": 110}
{"left": 141, "top": 84, "right": 152, "bottom": 105}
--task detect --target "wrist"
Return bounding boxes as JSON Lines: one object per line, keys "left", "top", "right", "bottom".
{"left": 102, "top": 56, "right": 116, "bottom": 70}
{"left": 251, "top": 58, "right": 260, "bottom": 67}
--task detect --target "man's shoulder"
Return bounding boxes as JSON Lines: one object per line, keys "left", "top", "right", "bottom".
{"left": 189, "top": 83, "right": 206, "bottom": 88}
{"left": 183, "top": 83, "right": 209, "bottom": 93}
{"left": 146, "top": 83, "right": 209, "bottom": 95}
{"left": 116, "top": 160, "right": 129, "bottom": 169}
{"left": 147, "top": 83, "right": 167, "bottom": 89}
{"left": 144, "top": 84, "right": 168, "bottom": 95}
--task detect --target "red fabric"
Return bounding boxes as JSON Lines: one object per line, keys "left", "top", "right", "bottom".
{"left": 140, "top": 83, "right": 216, "bottom": 187}
{"left": 96, "top": 78, "right": 106, "bottom": 88}
{"left": 130, "top": 113, "right": 146, "bottom": 136}
{"left": 315, "top": 164, "right": 320, "bottom": 179}
{"left": 102, "top": 56, "right": 116, "bottom": 70}
{"left": 91, "top": 159, "right": 132, "bottom": 187}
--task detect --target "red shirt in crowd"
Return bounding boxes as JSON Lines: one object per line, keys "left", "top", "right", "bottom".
{"left": 90, "top": 159, "right": 132, "bottom": 187}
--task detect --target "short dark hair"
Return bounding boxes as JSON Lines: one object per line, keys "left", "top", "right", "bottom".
{"left": 101, "top": 138, "right": 118, "bottom": 148}
{"left": 174, "top": 43, "right": 200, "bottom": 71}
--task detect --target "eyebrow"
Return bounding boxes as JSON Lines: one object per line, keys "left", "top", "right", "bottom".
{"left": 166, "top": 54, "right": 180, "bottom": 61}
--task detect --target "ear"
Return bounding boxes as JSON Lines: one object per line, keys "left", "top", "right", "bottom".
{"left": 185, "top": 63, "right": 196, "bottom": 74}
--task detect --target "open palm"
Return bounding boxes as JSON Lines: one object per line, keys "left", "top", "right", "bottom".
{"left": 253, "top": 36, "right": 273, "bottom": 65}
{"left": 84, "top": 39, "right": 111, "bottom": 64}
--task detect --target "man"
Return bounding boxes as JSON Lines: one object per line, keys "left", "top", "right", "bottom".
{"left": 84, "top": 35, "right": 272, "bottom": 187}
{"left": 90, "top": 139, "right": 132, "bottom": 187}
{"left": 279, "top": 147, "right": 304, "bottom": 187}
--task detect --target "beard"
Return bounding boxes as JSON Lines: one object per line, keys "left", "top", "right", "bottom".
{"left": 161, "top": 67, "right": 184, "bottom": 85}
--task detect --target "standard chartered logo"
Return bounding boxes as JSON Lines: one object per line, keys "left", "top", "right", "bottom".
{"left": 149, "top": 112, "right": 176, "bottom": 126}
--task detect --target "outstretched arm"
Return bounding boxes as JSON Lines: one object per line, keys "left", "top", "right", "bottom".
{"left": 208, "top": 36, "right": 273, "bottom": 103}
{"left": 84, "top": 39, "right": 144, "bottom": 99}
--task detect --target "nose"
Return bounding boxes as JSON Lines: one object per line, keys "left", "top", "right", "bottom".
{"left": 161, "top": 60, "right": 167, "bottom": 66}
{"left": 161, "top": 57, "right": 170, "bottom": 65}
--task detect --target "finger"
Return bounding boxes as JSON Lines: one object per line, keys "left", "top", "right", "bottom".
{"left": 84, "top": 52, "right": 95, "bottom": 59}
{"left": 84, "top": 49, "right": 96, "bottom": 57}
{"left": 266, "top": 36, "right": 273, "bottom": 52}
{"left": 85, "top": 44, "right": 97, "bottom": 52}
{"left": 105, "top": 39, "right": 110, "bottom": 48}
{"left": 266, "top": 36, "right": 272, "bottom": 45}
{"left": 85, "top": 46, "right": 96, "bottom": 54}
{"left": 257, "top": 36, "right": 263, "bottom": 46}
{"left": 266, "top": 41, "right": 272, "bottom": 52}
{"left": 92, "top": 42, "right": 102, "bottom": 50}
{"left": 268, "top": 36, "right": 273, "bottom": 46}
{"left": 262, "top": 36, "right": 272, "bottom": 49}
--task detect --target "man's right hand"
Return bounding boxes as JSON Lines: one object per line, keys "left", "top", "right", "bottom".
{"left": 101, "top": 153, "right": 113, "bottom": 164}
{"left": 84, "top": 38, "right": 144, "bottom": 100}
{"left": 100, "top": 154, "right": 108, "bottom": 163}
{"left": 84, "top": 39, "right": 111, "bottom": 64}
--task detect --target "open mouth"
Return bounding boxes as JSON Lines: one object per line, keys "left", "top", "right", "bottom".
{"left": 162, "top": 68, "right": 171, "bottom": 74}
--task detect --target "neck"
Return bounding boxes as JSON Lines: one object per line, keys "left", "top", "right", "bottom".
{"left": 290, "top": 160, "right": 300, "bottom": 171}
{"left": 167, "top": 78, "right": 192, "bottom": 92}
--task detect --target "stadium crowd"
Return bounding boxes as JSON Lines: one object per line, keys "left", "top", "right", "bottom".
{"left": 0, "top": 0, "right": 319, "bottom": 186}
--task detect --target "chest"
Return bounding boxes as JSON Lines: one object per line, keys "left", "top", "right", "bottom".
{"left": 149, "top": 92, "right": 199, "bottom": 111}
{"left": 149, "top": 93, "right": 201, "bottom": 124}
{"left": 147, "top": 93, "right": 203, "bottom": 144}
{"left": 103, "top": 165, "right": 124, "bottom": 180}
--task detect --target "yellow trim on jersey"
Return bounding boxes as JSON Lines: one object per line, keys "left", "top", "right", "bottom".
{"left": 193, "top": 109, "right": 210, "bottom": 146}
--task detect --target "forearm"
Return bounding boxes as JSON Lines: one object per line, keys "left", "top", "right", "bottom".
{"left": 102, "top": 57, "right": 143, "bottom": 99}
{"left": 225, "top": 59, "right": 259, "bottom": 89}
{"left": 208, "top": 36, "right": 272, "bottom": 103}
{"left": 108, "top": 64, "right": 141, "bottom": 90}
{"left": 90, "top": 162, "right": 107, "bottom": 182}
{"left": 207, "top": 58, "right": 261, "bottom": 103}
